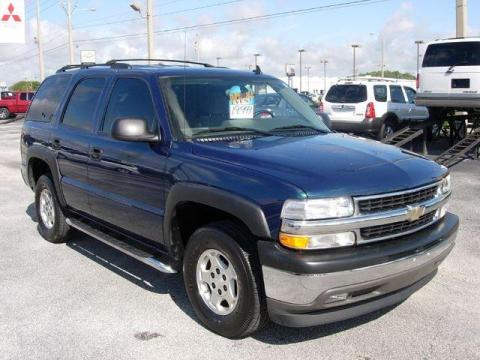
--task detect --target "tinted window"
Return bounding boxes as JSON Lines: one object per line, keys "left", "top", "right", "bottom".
{"left": 62, "top": 78, "right": 105, "bottom": 131}
{"left": 26, "top": 75, "right": 71, "bottom": 122}
{"left": 20, "top": 93, "right": 27, "bottom": 100}
{"left": 389, "top": 85, "right": 405, "bottom": 104}
{"left": 374, "top": 85, "right": 387, "bottom": 102}
{"left": 325, "top": 85, "right": 367, "bottom": 103}
{"left": 28, "top": 93, "right": 35, "bottom": 100}
{"left": 1, "top": 91, "right": 15, "bottom": 99}
{"left": 102, "top": 78, "right": 156, "bottom": 134}
{"left": 404, "top": 87, "right": 416, "bottom": 104}
{"left": 423, "top": 42, "right": 480, "bottom": 67}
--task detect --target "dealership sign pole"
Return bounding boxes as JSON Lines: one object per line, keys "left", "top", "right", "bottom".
{"left": 0, "top": 0, "right": 25, "bottom": 43}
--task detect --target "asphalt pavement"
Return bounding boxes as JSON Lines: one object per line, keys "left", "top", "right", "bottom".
{"left": 0, "top": 119, "right": 479, "bottom": 360}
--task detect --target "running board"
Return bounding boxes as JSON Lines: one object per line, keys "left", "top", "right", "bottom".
{"left": 66, "top": 218, "right": 177, "bottom": 274}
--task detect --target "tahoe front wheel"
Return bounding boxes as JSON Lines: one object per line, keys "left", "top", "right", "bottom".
{"left": 183, "top": 221, "right": 267, "bottom": 338}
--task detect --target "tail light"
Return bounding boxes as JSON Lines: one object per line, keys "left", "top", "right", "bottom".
{"left": 318, "top": 101, "right": 324, "bottom": 113}
{"left": 365, "top": 102, "right": 376, "bottom": 119}
{"left": 416, "top": 73, "right": 420, "bottom": 89}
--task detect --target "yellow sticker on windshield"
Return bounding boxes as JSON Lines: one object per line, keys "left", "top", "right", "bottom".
{"left": 228, "top": 85, "right": 254, "bottom": 119}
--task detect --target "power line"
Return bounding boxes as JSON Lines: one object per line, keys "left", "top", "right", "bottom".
{"left": 74, "top": 0, "right": 244, "bottom": 30}
{"left": 75, "top": 0, "right": 391, "bottom": 44}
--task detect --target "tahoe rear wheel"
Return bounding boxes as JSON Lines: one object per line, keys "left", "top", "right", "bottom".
{"left": 0, "top": 107, "right": 10, "bottom": 120}
{"left": 35, "top": 174, "right": 71, "bottom": 243}
{"left": 183, "top": 221, "right": 267, "bottom": 338}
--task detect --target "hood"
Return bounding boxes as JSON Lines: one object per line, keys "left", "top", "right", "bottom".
{"left": 191, "top": 133, "right": 447, "bottom": 198}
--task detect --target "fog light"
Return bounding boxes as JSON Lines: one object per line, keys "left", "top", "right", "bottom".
{"left": 279, "top": 232, "right": 356, "bottom": 250}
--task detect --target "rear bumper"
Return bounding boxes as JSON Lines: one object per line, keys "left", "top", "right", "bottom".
{"left": 416, "top": 93, "right": 480, "bottom": 108}
{"left": 258, "top": 213, "right": 458, "bottom": 327}
{"left": 330, "top": 117, "right": 382, "bottom": 134}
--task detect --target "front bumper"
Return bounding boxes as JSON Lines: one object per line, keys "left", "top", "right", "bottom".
{"left": 330, "top": 117, "right": 382, "bottom": 134}
{"left": 258, "top": 213, "right": 458, "bottom": 327}
{"left": 416, "top": 93, "right": 480, "bottom": 108}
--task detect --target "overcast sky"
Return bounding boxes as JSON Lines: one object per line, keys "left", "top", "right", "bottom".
{"left": 0, "top": 0, "right": 479, "bottom": 89}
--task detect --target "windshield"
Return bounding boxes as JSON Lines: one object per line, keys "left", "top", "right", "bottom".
{"left": 422, "top": 42, "right": 480, "bottom": 67}
{"left": 160, "top": 76, "right": 329, "bottom": 138}
{"left": 325, "top": 84, "right": 367, "bottom": 103}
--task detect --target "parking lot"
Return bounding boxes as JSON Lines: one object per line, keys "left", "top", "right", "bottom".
{"left": 0, "top": 118, "right": 479, "bottom": 360}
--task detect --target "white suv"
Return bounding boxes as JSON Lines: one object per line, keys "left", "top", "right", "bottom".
{"left": 416, "top": 37, "right": 480, "bottom": 111}
{"left": 321, "top": 78, "right": 429, "bottom": 139}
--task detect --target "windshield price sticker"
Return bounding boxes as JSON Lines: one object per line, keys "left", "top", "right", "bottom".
{"left": 228, "top": 85, "right": 254, "bottom": 119}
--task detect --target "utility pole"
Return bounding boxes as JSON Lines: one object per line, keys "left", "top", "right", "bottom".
{"left": 380, "top": 37, "right": 385, "bottom": 78}
{"left": 351, "top": 44, "right": 360, "bottom": 80}
{"left": 35, "top": 0, "right": 45, "bottom": 80}
{"left": 147, "top": 0, "right": 154, "bottom": 58}
{"left": 415, "top": 40, "right": 424, "bottom": 88}
{"left": 305, "top": 66, "right": 311, "bottom": 93}
{"left": 66, "top": 0, "right": 74, "bottom": 64}
{"left": 320, "top": 60, "right": 328, "bottom": 93}
{"left": 216, "top": 57, "right": 221, "bottom": 67}
{"left": 456, "top": 0, "right": 467, "bottom": 38}
{"left": 254, "top": 53, "right": 260, "bottom": 67}
{"left": 298, "top": 49, "right": 305, "bottom": 92}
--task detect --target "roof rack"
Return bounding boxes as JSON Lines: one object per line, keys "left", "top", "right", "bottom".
{"left": 106, "top": 58, "right": 215, "bottom": 68}
{"left": 56, "top": 62, "right": 130, "bottom": 73}
{"left": 338, "top": 76, "right": 400, "bottom": 83}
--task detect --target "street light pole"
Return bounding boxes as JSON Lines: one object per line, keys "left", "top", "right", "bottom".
{"left": 415, "top": 40, "right": 424, "bottom": 89}
{"left": 320, "top": 60, "right": 328, "bottom": 93}
{"left": 254, "top": 53, "right": 260, "bottom": 67}
{"left": 216, "top": 57, "right": 221, "bottom": 67}
{"left": 305, "top": 66, "right": 311, "bottom": 93}
{"left": 298, "top": 49, "right": 305, "bottom": 92}
{"left": 35, "top": 0, "right": 45, "bottom": 80}
{"left": 380, "top": 37, "right": 385, "bottom": 78}
{"left": 351, "top": 44, "right": 360, "bottom": 80}
{"left": 66, "top": 0, "right": 74, "bottom": 64}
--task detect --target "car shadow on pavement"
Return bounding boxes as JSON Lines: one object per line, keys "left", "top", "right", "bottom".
{"left": 65, "top": 230, "right": 197, "bottom": 320}
{"left": 26, "top": 203, "right": 399, "bottom": 343}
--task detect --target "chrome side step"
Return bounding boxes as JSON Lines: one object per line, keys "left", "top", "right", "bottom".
{"left": 66, "top": 218, "right": 177, "bottom": 274}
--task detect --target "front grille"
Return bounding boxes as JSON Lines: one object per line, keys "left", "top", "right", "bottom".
{"left": 358, "top": 185, "right": 438, "bottom": 214}
{"left": 360, "top": 211, "right": 436, "bottom": 240}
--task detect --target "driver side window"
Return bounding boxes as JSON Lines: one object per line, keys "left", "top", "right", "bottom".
{"left": 102, "top": 78, "right": 157, "bottom": 134}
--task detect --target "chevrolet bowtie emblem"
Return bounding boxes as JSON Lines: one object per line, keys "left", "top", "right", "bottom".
{"left": 406, "top": 205, "right": 426, "bottom": 222}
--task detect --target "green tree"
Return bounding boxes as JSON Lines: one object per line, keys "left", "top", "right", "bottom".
{"left": 9, "top": 80, "right": 40, "bottom": 91}
{"left": 359, "top": 70, "right": 416, "bottom": 80}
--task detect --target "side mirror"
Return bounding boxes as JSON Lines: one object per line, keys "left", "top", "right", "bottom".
{"left": 111, "top": 118, "right": 159, "bottom": 142}
{"left": 318, "top": 113, "right": 331, "bottom": 129}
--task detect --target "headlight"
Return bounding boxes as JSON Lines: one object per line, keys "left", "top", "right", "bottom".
{"left": 281, "top": 197, "right": 354, "bottom": 220}
{"left": 440, "top": 174, "right": 451, "bottom": 195}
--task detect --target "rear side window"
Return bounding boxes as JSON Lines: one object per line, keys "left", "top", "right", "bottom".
{"left": 423, "top": 42, "right": 480, "bottom": 67}
{"left": 20, "top": 93, "right": 27, "bottom": 100}
{"left": 325, "top": 85, "right": 367, "bottom": 103}
{"left": 62, "top": 78, "right": 105, "bottom": 131}
{"left": 102, "top": 78, "right": 156, "bottom": 134}
{"left": 373, "top": 85, "right": 387, "bottom": 102}
{"left": 389, "top": 85, "right": 406, "bottom": 104}
{"left": 26, "top": 75, "right": 71, "bottom": 122}
{"left": 404, "top": 87, "right": 416, "bottom": 104}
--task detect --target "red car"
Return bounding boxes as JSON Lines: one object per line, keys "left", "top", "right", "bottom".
{"left": 0, "top": 91, "right": 35, "bottom": 120}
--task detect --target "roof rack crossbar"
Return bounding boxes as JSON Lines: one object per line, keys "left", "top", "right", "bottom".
{"left": 106, "top": 58, "right": 215, "bottom": 68}
{"left": 55, "top": 63, "right": 132, "bottom": 73}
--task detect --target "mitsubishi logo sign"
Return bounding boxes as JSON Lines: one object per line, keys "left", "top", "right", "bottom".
{"left": 2, "top": 3, "right": 21, "bottom": 22}
{"left": 0, "top": 0, "right": 25, "bottom": 44}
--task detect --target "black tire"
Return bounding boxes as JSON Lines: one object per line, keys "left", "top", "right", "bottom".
{"left": 183, "top": 220, "right": 267, "bottom": 338}
{"left": 0, "top": 107, "right": 10, "bottom": 120}
{"left": 378, "top": 118, "right": 397, "bottom": 140}
{"left": 35, "top": 174, "right": 71, "bottom": 243}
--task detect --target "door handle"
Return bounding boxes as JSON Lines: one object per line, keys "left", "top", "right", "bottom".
{"left": 52, "top": 138, "right": 61, "bottom": 150}
{"left": 90, "top": 148, "right": 103, "bottom": 160}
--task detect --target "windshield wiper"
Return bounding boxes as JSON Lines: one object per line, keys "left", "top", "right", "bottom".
{"left": 193, "top": 127, "right": 273, "bottom": 137}
{"left": 270, "top": 124, "right": 329, "bottom": 133}
{"left": 446, "top": 60, "right": 468, "bottom": 73}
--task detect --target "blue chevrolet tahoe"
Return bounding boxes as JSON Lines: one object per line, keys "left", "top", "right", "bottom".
{"left": 20, "top": 60, "right": 459, "bottom": 338}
